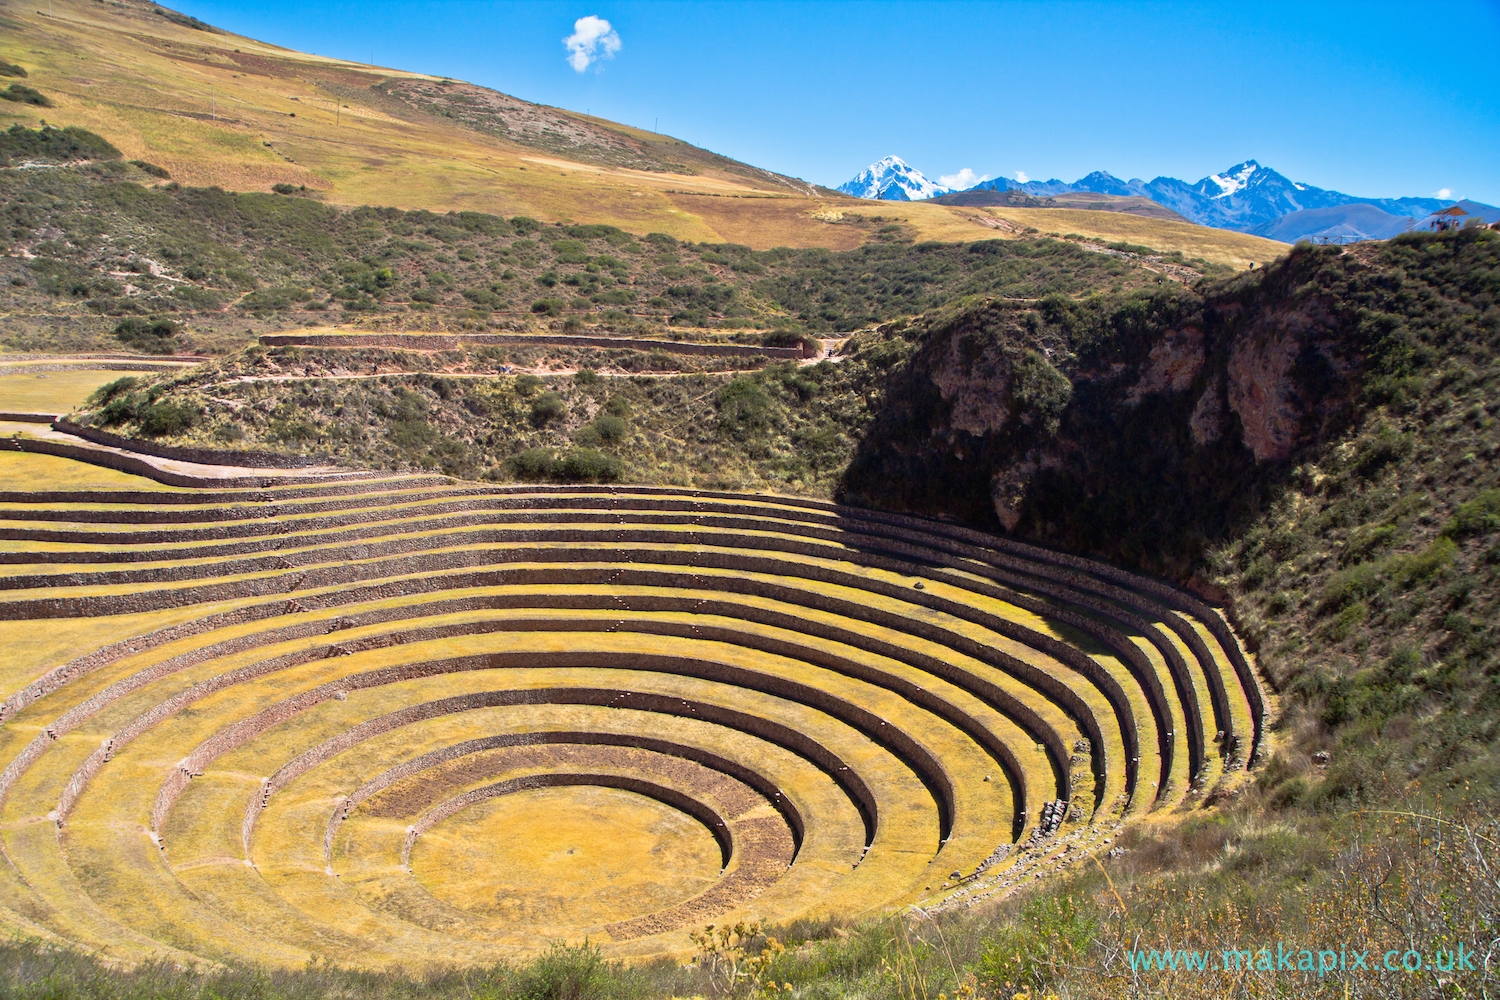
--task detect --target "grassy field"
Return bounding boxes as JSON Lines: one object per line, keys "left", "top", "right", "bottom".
{"left": 0, "top": 449, "right": 181, "bottom": 490}
{"left": 0, "top": 370, "right": 150, "bottom": 412}
{"left": 0, "top": 0, "right": 1288, "bottom": 262}
{"left": 977, "top": 205, "right": 1282, "bottom": 268}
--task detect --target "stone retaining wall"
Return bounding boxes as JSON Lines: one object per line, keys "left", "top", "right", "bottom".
{"left": 259, "top": 332, "right": 810, "bottom": 360}
{"left": 55, "top": 420, "right": 330, "bottom": 469}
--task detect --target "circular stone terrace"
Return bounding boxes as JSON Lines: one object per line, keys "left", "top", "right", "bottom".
{"left": 0, "top": 455, "right": 1264, "bottom": 967}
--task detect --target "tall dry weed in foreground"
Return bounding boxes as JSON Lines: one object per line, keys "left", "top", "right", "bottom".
{"left": 972, "top": 804, "right": 1500, "bottom": 999}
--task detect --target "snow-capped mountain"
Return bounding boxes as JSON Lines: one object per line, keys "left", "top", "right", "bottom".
{"left": 956, "top": 160, "right": 1486, "bottom": 235}
{"left": 846, "top": 155, "right": 1497, "bottom": 240}
{"left": 837, "top": 156, "right": 949, "bottom": 202}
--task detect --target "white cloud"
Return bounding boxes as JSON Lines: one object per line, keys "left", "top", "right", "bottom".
{"left": 1435, "top": 187, "right": 1453, "bottom": 200}
{"left": 565, "top": 15, "right": 621, "bottom": 72}
{"left": 938, "top": 167, "right": 987, "bottom": 190}
{"left": 1014, "top": 170, "right": 1030, "bottom": 183}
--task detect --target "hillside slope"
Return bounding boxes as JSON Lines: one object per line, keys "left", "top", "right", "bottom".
{"left": 0, "top": 0, "right": 1288, "bottom": 263}
{"left": 0, "top": 0, "right": 848, "bottom": 247}
{"left": 0, "top": 162, "right": 1236, "bottom": 355}
{"left": 932, "top": 188, "right": 1189, "bottom": 222}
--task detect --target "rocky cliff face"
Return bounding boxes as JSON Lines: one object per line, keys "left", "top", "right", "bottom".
{"left": 840, "top": 234, "right": 1483, "bottom": 578}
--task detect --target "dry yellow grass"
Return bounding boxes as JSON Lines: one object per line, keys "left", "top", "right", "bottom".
{"left": 0, "top": 451, "right": 180, "bottom": 492}
{"left": 0, "top": 371, "right": 145, "bottom": 414}
{"left": 826, "top": 201, "right": 1288, "bottom": 269}
{"left": 411, "top": 785, "right": 724, "bottom": 921}
{"left": 983, "top": 206, "right": 1284, "bottom": 268}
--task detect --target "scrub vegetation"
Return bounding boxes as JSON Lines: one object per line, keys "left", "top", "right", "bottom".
{"left": 0, "top": 149, "right": 1195, "bottom": 355}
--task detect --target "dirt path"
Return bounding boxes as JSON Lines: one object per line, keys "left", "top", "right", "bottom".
{"left": 0, "top": 356, "right": 202, "bottom": 376}
{"left": 1077, "top": 242, "right": 1203, "bottom": 284}
{"left": 217, "top": 367, "right": 751, "bottom": 385}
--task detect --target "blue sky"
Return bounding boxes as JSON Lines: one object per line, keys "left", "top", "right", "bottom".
{"left": 174, "top": 0, "right": 1500, "bottom": 204}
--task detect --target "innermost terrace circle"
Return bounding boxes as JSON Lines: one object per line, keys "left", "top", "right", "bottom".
{"left": 410, "top": 784, "right": 724, "bottom": 927}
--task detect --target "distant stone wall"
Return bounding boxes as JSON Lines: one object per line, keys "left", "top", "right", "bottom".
{"left": 259, "top": 331, "right": 809, "bottom": 359}
{"left": 0, "top": 435, "right": 255, "bottom": 488}
{"left": 54, "top": 420, "right": 328, "bottom": 469}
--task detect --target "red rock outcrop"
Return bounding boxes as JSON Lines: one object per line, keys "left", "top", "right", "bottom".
{"left": 1125, "top": 327, "right": 1204, "bottom": 405}
{"left": 929, "top": 334, "right": 1015, "bottom": 437}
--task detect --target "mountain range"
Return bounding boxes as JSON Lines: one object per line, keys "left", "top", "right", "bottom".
{"left": 839, "top": 156, "right": 1499, "bottom": 242}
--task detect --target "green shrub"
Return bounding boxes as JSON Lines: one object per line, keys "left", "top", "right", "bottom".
{"left": 562, "top": 224, "right": 623, "bottom": 241}
{"left": 1012, "top": 350, "right": 1072, "bottom": 434}
{"left": 507, "top": 447, "right": 621, "bottom": 483}
{"left": 509, "top": 448, "right": 557, "bottom": 479}
{"left": 0, "top": 124, "right": 120, "bottom": 166}
{"left": 574, "top": 368, "right": 600, "bottom": 385}
{"left": 1319, "top": 537, "right": 1456, "bottom": 616}
{"left": 1389, "top": 536, "right": 1457, "bottom": 586}
{"left": 1327, "top": 600, "right": 1367, "bottom": 641}
{"left": 136, "top": 401, "right": 197, "bottom": 437}
{"left": 557, "top": 448, "right": 622, "bottom": 482}
{"left": 1318, "top": 561, "right": 1383, "bottom": 614}
{"left": 0, "top": 84, "right": 51, "bottom": 107}
{"left": 0, "top": 61, "right": 27, "bottom": 78}
{"left": 604, "top": 396, "right": 632, "bottom": 418}
{"left": 973, "top": 894, "right": 1098, "bottom": 996}
{"left": 462, "top": 287, "right": 504, "bottom": 308}
{"left": 514, "top": 374, "right": 543, "bottom": 397}
{"left": 761, "top": 330, "right": 815, "bottom": 353}
{"left": 88, "top": 377, "right": 139, "bottom": 406}
{"left": 590, "top": 414, "right": 627, "bottom": 442}
{"left": 268, "top": 417, "right": 317, "bottom": 443}
{"left": 530, "top": 392, "right": 567, "bottom": 426}
{"left": 1341, "top": 523, "right": 1400, "bottom": 565}
{"left": 153, "top": 6, "right": 218, "bottom": 31}
{"left": 1443, "top": 489, "right": 1500, "bottom": 538}
{"left": 531, "top": 298, "right": 564, "bottom": 315}
{"left": 717, "top": 376, "right": 778, "bottom": 439}
{"left": 239, "top": 286, "right": 313, "bottom": 312}
{"left": 509, "top": 941, "right": 619, "bottom": 1000}
{"left": 1352, "top": 424, "right": 1414, "bottom": 477}
{"left": 112, "top": 317, "right": 181, "bottom": 353}
{"left": 129, "top": 159, "right": 170, "bottom": 178}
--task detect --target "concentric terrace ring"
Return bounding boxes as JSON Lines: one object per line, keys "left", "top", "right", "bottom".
{"left": 0, "top": 473, "right": 1263, "bottom": 966}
